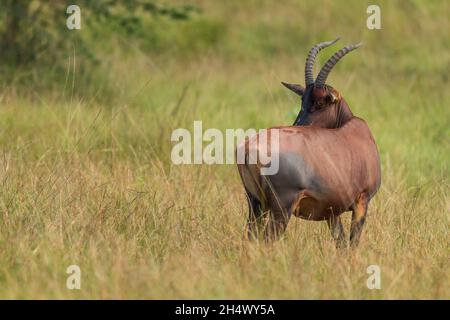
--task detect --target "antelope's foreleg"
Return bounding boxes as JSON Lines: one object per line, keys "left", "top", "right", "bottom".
{"left": 350, "top": 193, "right": 369, "bottom": 247}
{"left": 326, "top": 215, "right": 346, "bottom": 248}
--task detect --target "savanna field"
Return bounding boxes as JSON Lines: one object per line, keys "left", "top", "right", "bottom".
{"left": 0, "top": 0, "right": 448, "bottom": 299}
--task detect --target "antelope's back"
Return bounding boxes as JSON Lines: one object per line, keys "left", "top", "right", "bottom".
{"left": 237, "top": 118, "right": 381, "bottom": 213}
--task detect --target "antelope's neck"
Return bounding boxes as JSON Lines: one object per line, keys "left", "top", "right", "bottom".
{"left": 335, "top": 98, "right": 353, "bottom": 128}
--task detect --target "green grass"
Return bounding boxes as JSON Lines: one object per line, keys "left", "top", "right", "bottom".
{"left": 0, "top": 0, "right": 448, "bottom": 299}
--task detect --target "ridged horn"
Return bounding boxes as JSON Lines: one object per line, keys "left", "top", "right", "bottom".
{"left": 315, "top": 43, "right": 362, "bottom": 88}
{"left": 304, "top": 38, "right": 340, "bottom": 86}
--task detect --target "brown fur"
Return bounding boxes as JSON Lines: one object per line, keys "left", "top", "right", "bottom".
{"left": 237, "top": 90, "right": 381, "bottom": 246}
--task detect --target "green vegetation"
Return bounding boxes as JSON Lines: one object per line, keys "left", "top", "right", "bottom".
{"left": 0, "top": 0, "right": 448, "bottom": 299}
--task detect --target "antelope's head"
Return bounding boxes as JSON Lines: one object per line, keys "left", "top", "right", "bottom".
{"left": 282, "top": 38, "right": 361, "bottom": 129}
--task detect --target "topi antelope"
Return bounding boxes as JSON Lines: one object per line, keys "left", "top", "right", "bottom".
{"left": 237, "top": 38, "right": 381, "bottom": 247}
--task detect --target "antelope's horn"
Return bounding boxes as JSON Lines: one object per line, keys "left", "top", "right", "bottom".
{"left": 304, "top": 38, "right": 340, "bottom": 87}
{"left": 315, "top": 43, "right": 362, "bottom": 88}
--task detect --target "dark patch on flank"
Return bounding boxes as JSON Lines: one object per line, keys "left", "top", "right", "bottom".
{"left": 262, "top": 152, "right": 329, "bottom": 212}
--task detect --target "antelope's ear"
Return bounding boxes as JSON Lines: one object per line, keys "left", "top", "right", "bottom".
{"left": 281, "top": 82, "right": 305, "bottom": 96}
{"left": 327, "top": 91, "right": 338, "bottom": 103}
{"left": 326, "top": 88, "right": 340, "bottom": 103}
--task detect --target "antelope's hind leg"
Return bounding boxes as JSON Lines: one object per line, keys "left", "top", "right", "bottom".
{"left": 326, "top": 215, "right": 346, "bottom": 248}
{"left": 245, "top": 191, "right": 264, "bottom": 240}
{"left": 263, "top": 185, "right": 295, "bottom": 242}
{"left": 350, "top": 193, "right": 369, "bottom": 247}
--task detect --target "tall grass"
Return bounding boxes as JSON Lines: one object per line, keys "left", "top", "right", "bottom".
{"left": 0, "top": 0, "right": 448, "bottom": 298}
